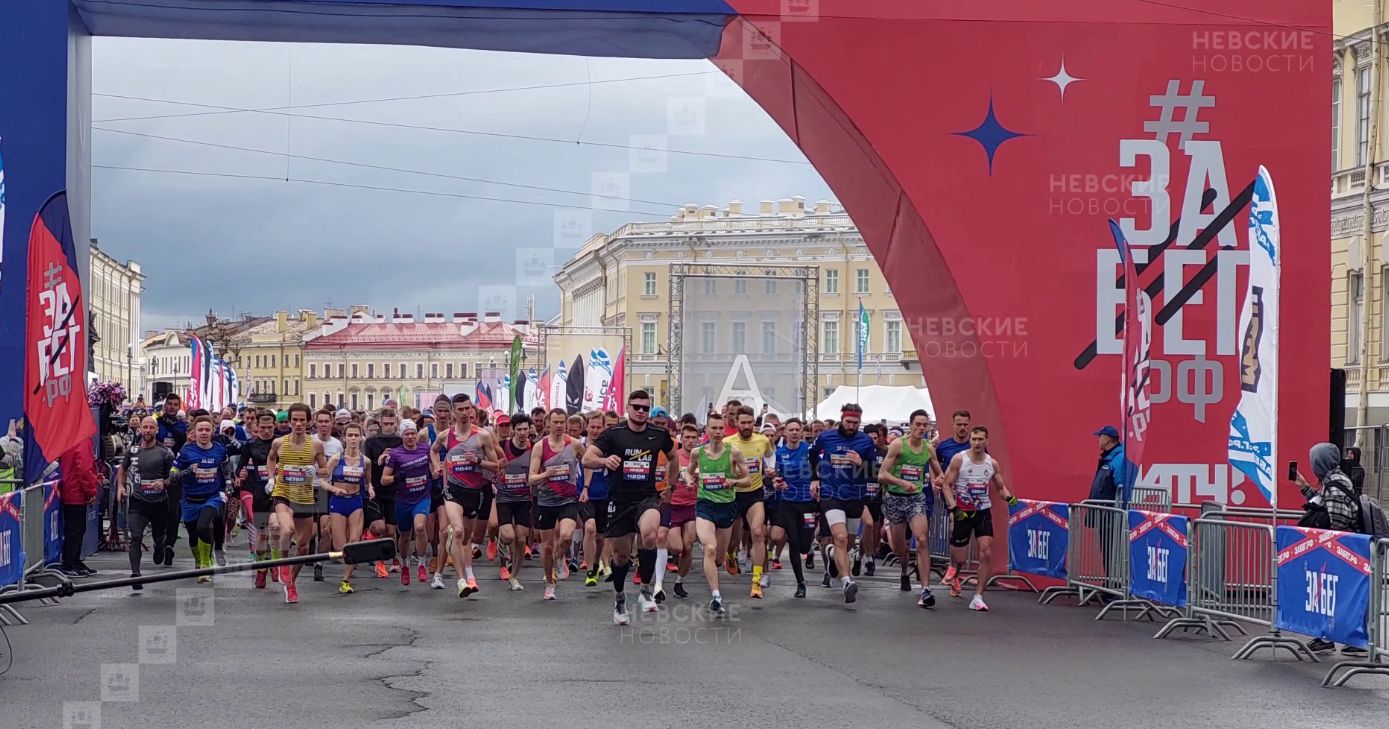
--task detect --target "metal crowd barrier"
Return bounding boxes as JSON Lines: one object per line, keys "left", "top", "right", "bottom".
{"left": 1153, "top": 516, "right": 1316, "bottom": 661}
{"left": 1130, "top": 486, "right": 1172, "bottom": 513}
{"left": 1323, "top": 538, "right": 1389, "bottom": 687}
{"left": 1039, "top": 502, "right": 1127, "bottom": 607}
{"left": 0, "top": 480, "right": 69, "bottom": 625}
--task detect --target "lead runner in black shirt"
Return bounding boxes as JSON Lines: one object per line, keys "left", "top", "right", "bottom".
{"left": 583, "top": 389, "right": 678, "bottom": 625}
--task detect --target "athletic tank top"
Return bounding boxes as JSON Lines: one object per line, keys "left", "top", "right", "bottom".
{"left": 497, "top": 439, "right": 534, "bottom": 503}
{"left": 444, "top": 427, "right": 489, "bottom": 490}
{"left": 670, "top": 449, "right": 697, "bottom": 507}
{"left": 389, "top": 443, "right": 433, "bottom": 504}
{"left": 272, "top": 436, "right": 318, "bottom": 505}
{"left": 536, "top": 437, "right": 579, "bottom": 506}
{"left": 889, "top": 439, "right": 934, "bottom": 496}
{"left": 952, "top": 454, "right": 997, "bottom": 511}
{"left": 333, "top": 452, "right": 368, "bottom": 493}
{"left": 695, "top": 445, "right": 736, "bottom": 505}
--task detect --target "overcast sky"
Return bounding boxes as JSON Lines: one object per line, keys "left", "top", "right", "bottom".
{"left": 91, "top": 38, "right": 835, "bottom": 333}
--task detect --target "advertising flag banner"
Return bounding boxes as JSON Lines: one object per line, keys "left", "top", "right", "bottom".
{"left": 584, "top": 348, "right": 612, "bottom": 411}
{"left": 508, "top": 335, "right": 523, "bottom": 411}
{"left": 537, "top": 367, "right": 551, "bottom": 410}
{"left": 566, "top": 356, "right": 585, "bottom": 415}
{"left": 856, "top": 300, "right": 869, "bottom": 371}
{"left": 549, "top": 360, "right": 567, "bottom": 412}
{"left": 1007, "top": 500, "right": 1069, "bottom": 579}
{"left": 1229, "top": 167, "right": 1281, "bottom": 510}
{"left": 1274, "top": 526, "right": 1372, "bottom": 648}
{"left": 1127, "top": 510, "right": 1188, "bottom": 607}
{"left": 1111, "top": 220, "right": 1152, "bottom": 471}
{"left": 602, "top": 346, "right": 626, "bottom": 412}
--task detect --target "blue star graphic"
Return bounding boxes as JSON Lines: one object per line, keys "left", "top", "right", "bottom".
{"left": 953, "top": 95, "right": 1027, "bottom": 174}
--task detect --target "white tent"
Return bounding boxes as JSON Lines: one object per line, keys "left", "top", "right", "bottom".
{"left": 812, "top": 385, "right": 935, "bottom": 424}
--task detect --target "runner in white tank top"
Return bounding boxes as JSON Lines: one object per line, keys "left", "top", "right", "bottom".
{"left": 941, "top": 426, "right": 1015, "bottom": 612}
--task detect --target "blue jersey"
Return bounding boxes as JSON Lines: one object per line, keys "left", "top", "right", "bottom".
{"left": 935, "top": 436, "right": 972, "bottom": 471}
{"left": 810, "top": 429, "right": 877, "bottom": 501}
{"left": 774, "top": 441, "right": 813, "bottom": 503}
{"left": 586, "top": 467, "right": 610, "bottom": 500}
{"left": 156, "top": 416, "right": 188, "bottom": 453}
{"left": 172, "top": 441, "right": 230, "bottom": 499}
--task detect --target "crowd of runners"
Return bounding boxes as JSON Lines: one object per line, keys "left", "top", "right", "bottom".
{"left": 111, "top": 389, "right": 1014, "bottom": 624}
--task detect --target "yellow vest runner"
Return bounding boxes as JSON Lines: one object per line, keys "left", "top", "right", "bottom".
{"left": 273, "top": 436, "right": 317, "bottom": 505}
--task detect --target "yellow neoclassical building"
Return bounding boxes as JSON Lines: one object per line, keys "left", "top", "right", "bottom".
{"left": 554, "top": 197, "right": 920, "bottom": 414}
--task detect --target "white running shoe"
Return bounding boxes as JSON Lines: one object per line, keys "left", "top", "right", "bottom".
{"left": 738, "top": 555, "right": 752, "bottom": 574}
{"left": 430, "top": 573, "right": 445, "bottom": 590}
{"left": 613, "top": 598, "right": 630, "bottom": 625}
{"left": 543, "top": 583, "right": 556, "bottom": 600}
{"left": 510, "top": 577, "right": 526, "bottom": 592}
{"left": 759, "top": 573, "right": 771, "bottom": 588}
{"left": 214, "top": 549, "right": 227, "bottom": 567}
{"left": 969, "top": 594, "right": 990, "bottom": 612}
{"left": 637, "top": 589, "right": 658, "bottom": 613}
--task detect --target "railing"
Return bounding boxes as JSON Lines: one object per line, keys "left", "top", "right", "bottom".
{"left": 1323, "top": 537, "right": 1389, "bottom": 687}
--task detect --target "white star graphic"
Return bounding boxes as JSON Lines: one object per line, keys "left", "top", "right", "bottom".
{"left": 1041, "top": 58, "right": 1084, "bottom": 100}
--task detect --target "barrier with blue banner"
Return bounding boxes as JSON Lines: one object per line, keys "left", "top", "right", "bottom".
{"left": 81, "top": 501, "right": 100, "bottom": 559}
{"left": 42, "top": 481, "right": 61, "bottom": 565}
{"left": 1274, "top": 526, "right": 1372, "bottom": 649}
{"left": 0, "top": 491, "right": 23, "bottom": 587}
{"left": 1008, "top": 500, "right": 1068, "bottom": 579}
{"left": 1128, "top": 510, "right": 1188, "bottom": 608}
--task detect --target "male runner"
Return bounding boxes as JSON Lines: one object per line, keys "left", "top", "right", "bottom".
{"left": 878, "top": 409, "right": 943, "bottom": 607}
{"left": 855, "top": 424, "right": 888, "bottom": 577}
{"left": 724, "top": 406, "right": 774, "bottom": 598}
{"left": 432, "top": 394, "right": 502, "bottom": 598}
{"left": 155, "top": 394, "right": 188, "bottom": 562}
{"left": 530, "top": 408, "right": 584, "bottom": 600}
{"left": 266, "top": 404, "right": 329, "bottom": 604}
{"left": 771, "top": 418, "right": 816, "bottom": 598}
{"left": 809, "top": 404, "right": 877, "bottom": 603}
{"left": 426, "top": 397, "right": 453, "bottom": 589}
{"left": 691, "top": 413, "right": 750, "bottom": 615}
{"left": 664, "top": 423, "right": 699, "bottom": 599}
{"left": 116, "top": 416, "right": 174, "bottom": 588}
{"left": 381, "top": 419, "right": 432, "bottom": 586}
{"left": 364, "top": 409, "right": 404, "bottom": 578}
{"left": 168, "top": 416, "right": 232, "bottom": 584}
{"left": 934, "top": 409, "right": 977, "bottom": 591}
{"left": 496, "top": 413, "right": 535, "bottom": 591}
{"left": 581, "top": 411, "right": 612, "bottom": 586}
{"left": 583, "top": 390, "right": 679, "bottom": 624}
{"left": 312, "top": 409, "right": 343, "bottom": 582}
{"left": 236, "top": 410, "right": 277, "bottom": 587}
{"left": 940, "top": 425, "right": 1014, "bottom": 611}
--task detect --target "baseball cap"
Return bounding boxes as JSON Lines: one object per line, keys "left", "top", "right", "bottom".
{"left": 276, "top": 411, "right": 288, "bottom": 423}
{"left": 650, "top": 406, "right": 669, "bottom": 418}
{"left": 1093, "top": 425, "right": 1120, "bottom": 438}
{"left": 495, "top": 414, "right": 512, "bottom": 426}
{"left": 400, "top": 419, "right": 418, "bottom": 433}
{"left": 334, "top": 408, "right": 352, "bottom": 421}
{"left": 220, "top": 419, "right": 236, "bottom": 432}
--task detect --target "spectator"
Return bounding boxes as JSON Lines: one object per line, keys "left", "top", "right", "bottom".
{"left": 59, "top": 443, "right": 100, "bottom": 576}
{"left": 1341, "top": 446, "right": 1366, "bottom": 497}
{"left": 1088, "top": 425, "right": 1135, "bottom": 506}
{"left": 1, "top": 419, "right": 23, "bottom": 492}
{"left": 1295, "top": 443, "right": 1366, "bottom": 656}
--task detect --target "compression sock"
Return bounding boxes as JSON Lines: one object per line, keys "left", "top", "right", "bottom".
{"left": 637, "top": 549, "right": 655, "bottom": 586}
{"left": 611, "top": 559, "right": 631, "bottom": 594}
{"left": 652, "top": 548, "right": 668, "bottom": 590}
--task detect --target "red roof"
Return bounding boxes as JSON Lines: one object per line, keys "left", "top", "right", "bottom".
{"left": 305, "top": 321, "right": 537, "bottom": 351}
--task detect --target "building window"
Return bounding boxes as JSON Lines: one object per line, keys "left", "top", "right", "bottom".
{"left": 383, "top": 363, "right": 391, "bottom": 379}
{"left": 308, "top": 364, "right": 316, "bottom": 379}
{"left": 367, "top": 391, "right": 375, "bottom": 411}
{"left": 294, "top": 355, "right": 299, "bottom": 368}
{"left": 703, "top": 279, "right": 716, "bottom": 296}
{"left": 294, "top": 381, "right": 299, "bottom": 396}
{"left": 1357, "top": 66, "right": 1371, "bottom": 166}
{"left": 731, "top": 321, "right": 746, "bottom": 353}
{"left": 351, "top": 392, "right": 360, "bottom": 409}
{"left": 417, "top": 363, "right": 424, "bottom": 379}
{"left": 351, "top": 363, "right": 359, "bottom": 379}
{"left": 1332, "top": 76, "right": 1342, "bottom": 171}
{"left": 885, "top": 319, "right": 902, "bottom": 354}
{"left": 400, "top": 362, "right": 407, "bottom": 380}
{"left": 825, "top": 269, "right": 839, "bottom": 294}
{"left": 765, "top": 279, "right": 776, "bottom": 295}
{"left": 446, "top": 363, "right": 454, "bottom": 379}
{"left": 337, "top": 363, "right": 345, "bottom": 379}
{"left": 735, "top": 278, "right": 747, "bottom": 295}
{"left": 459, "top": 363, "right": 469, "bottom": 380}
{"left": 1349, "top": 271, "right": 1364, "bottom": 364}
{"left": 855, "top": 268, "right": 870, "bottom": 294}
{"left": 701, "top": 322, "right": 717, "bottom": 354}
{"left": 823, "top": 386, "right": 835, "bottom": 399}
{"left": 367, "top": 363, "right": 375, "bottom": 379}
{"left": 823, "top": 320, "right": 839, "bottom": 354}
{"left": 643, "top": 272, "right": 657, "bottom": 296}
{"left": 309, "top": 393, "right": 316, "bottom": 408}
{"left": 271, "top": 355, "right": 277, "bottom": 368}
{"left": 641, "top": 322, "right": 657, "bottom": 354}
{"left": 762, "top": 321, "right": 776, "bottom": 354}
{"left": 432, "top": 363, "right": 439, "bottom": 379}
{"left": 283, "top": 379, "right": 289, "bottom": 394}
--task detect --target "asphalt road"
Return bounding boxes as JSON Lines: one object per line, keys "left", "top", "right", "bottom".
{"left": 2, "top": 549, "right": 1386, "bottom": 729}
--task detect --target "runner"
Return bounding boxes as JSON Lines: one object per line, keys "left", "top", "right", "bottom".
{"left": 426, "top": 396, "right": 453, "bottom": 587}
{"left": 855, "top": 424, "right": 887, "bottom": 578}
{"left": 691, "top": 412, "right": 751, "bottom": 615}
{"left": 933, "top": 409, "right": 976, "bottom": 593}
{"left": 530, "top": 408, "right": 584, "bottom": 600}
{"left": 581, "top": 411, "right": 611, "bottom": 587}
{"left": 771, "top": 418, "right": 816, "bottom": 598}
{"left": 496, "top": 413, "right": 535, "bottom": 591}
{"left": 325, "top": 422, "right": 368, "bottom": 594}
{"left": 381, "top": 419, "right": 433, "bottom": 586}
{"left": 364, "top": 410, "right": 404, "bottom": 578}
{"left": 724, "top": 405, "right": 774, "bottom": 599}
{"left": 582, "top": 390, "right": 680, "bottom": 624}
{"left": 116, "top": 416, "right": 174, "bottom": 589}
{"left": 267, "top": 403, "right": 329, "bottom": 604}
{"left": 809, "top": 403, "right": 876, "bottom": 604}
{"left": 664, "top": 423, "right": 700, "bottom": 599}
{"left": 155, "top": 394, "right": 188, "bottom": 561}
{"left": 236, "top": 410, "right": 277, "bottom": 588}
{"left": 877, "top": 409, "right": 943, "bottom": 608}
{"left": 432, "top": 394, "right": 502, "bottom": 598}
{"left": 940, "top": 425, "right": 1015, "bottom": 611}
{"left": 312, "top": 409, "right": 343, "bottom": 583}
{"left": 168, "top": 415, "right": 232, "bottom": 584}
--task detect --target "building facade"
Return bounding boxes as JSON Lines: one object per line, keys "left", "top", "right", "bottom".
{"left": 89, "top": 239, "right": 144, "bottom": 396}
{"left": 143, "top": 330, "right": 190, "bottom": 403}
{"left": 222, "top": 311, "right": 319, "bottom": 410}
{"left": 303, "top": 311, "right": 538, "bottom": 412}
{"left": 553, "top": 197, "right": 919, "bottom": 411}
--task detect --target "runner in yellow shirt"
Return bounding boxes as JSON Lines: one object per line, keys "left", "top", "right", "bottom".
{"left": 723, "top": 405, "right": 775, "bottom": 599}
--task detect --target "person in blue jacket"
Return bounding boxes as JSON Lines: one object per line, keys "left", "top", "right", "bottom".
{"left": 809, "top": 403, "right": 877, "bottom": 604}
{"left": 1089, "top": 425, "right": 1136, "bottom": 506}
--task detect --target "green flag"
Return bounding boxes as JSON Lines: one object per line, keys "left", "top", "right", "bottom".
{"left": 509, "top": 335, "right": 523, "bottom": 411}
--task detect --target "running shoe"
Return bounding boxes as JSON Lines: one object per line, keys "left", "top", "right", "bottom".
{"left": 772, "top": 559, "right": 783, "bottom": 571}
{"left": 738, "top": 555, "right": 752, "bottom": 574}
{"left": 632, "top": 571, "right": 641, "bottom": 586}
{"left": 826, "top": 546, "right": 839, "bottom": 578}
{"left": 472, "top": 545, "right": 483, "bottom": 561}
{"left": 673, "top": 582, "right": 689, "bottom": 599}
{"left": 401, "top": 568, "right": 410, "bottom": 586}
{"left": 431, "top": 573, "right": 445, "bottom": 590}
{"left": 852, "top": 553, "right": 862, "bottom": 576}
{"left": 486, "top": 539, "right": 498, "bottom": 561}
{"left": 637, "top": 588, "right": 658, "bottom": 613}
{"left": 510, "top": 577, "right": 526, "bottom": 592}
{"left": 613, "top": 597, "right": 630, "bottom": 625}
{"left": 942, "top": 565, "right": 958, "bottom": 588}
{"left": 197, "top": 574, "right": 211, "bottom": 584}
{"left": 899, "top": 571, "right": 912, "bottom": 592}
{"left": 580, "top": 560, "right": 589, "bottom": 571}
{"left": 918, "top": 588, "right": 936, "bottom": 609}
{"left": 163, "top": 546, "right": 175, "bottom": 566}
{"left": 726, "top": 559, "right": 740, "bottom": 576}
{"left": 284, "top": 582, "right": 299, "bottom": 604}
{"left": 666, "top": 560, "right": 679, "bottom": 573}
{"left": 1341, "top": 645, "right": 1369, "bottom": 656}
{"left": 804, "top": 551, "right": 814, "bottom": 570}
{"left": 759, "top": 573, "right": 771, "bottom": 588}
{"left": 314, "top": 563, "right": 325, "bottom": 582}
{"left": 524, "top": 544, "right": 533, "bottom": 559}
{"left": 821, "top": 573, "right": 832, "bottom": 589}
{"left": 339, "top": 581, "right": 355, "bottom": 595}
{"left": 131, "top": 573, "right": 143, "bottom": 591}
{"left": 375, "top": 561, "right": 389, "bottom": 579}
{"left": 584, "top": 573, "right": 599, "bottom": 587}
{"left": 417, "top": 563, "right": 427, "bottom": 583}
{"left": 458, "top": 577, "right": 479, "bottom": 597}
{"left": 255, "top": 569, "right": 267, "bottom": 589}
{"left": 864, "top": 561, "right": 876, "bottom": 577}
{"left": 391, "top": 559, "right": 402, "bottom": 573}
{"left": 568, "top": 558, "right": 581, "bottom": 574}
{"left": 843, "top": 579, "right": 859, "bottom": 604}
{"left": 558, "top": 560, "right": 570, "bottom": 580}
{"left": 709, "top": 596, "right": 726, "bottom": 616}
{"left": 654, "top": 586, "right": 666, "bottom": 604}
{"left": 968, "top": 594, "right": 989, "bottom": 612}
{"left": 215, "top": 548, "right": 228, "bottom": 567}
{"left": 949, "top": 575, "right": 963, "bottom": 599}
{"left": 794, "top": 583, "right": 807, "bottom": 599}
{"left": 1307, "top": 639, "right": 1336, "bottom": 655}
{"left": 750, "top": 582, "right": 763, "bottom": 599}
{"left": 500, "top": 565, "right": 512, "bottom": 581}
{"left": 598, "top": 561, "right": 612, "bottom": 579}
{"left": 543, "top": 583, "right": 556, "bottom": 600}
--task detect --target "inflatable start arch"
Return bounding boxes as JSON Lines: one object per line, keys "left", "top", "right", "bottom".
{"left": 0, "top": 1, "right": 1330, "bottom": 509}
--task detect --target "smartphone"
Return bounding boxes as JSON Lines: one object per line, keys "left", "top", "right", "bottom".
{"left": 1286, "top": 460, "right": 1298, "bottom": 482}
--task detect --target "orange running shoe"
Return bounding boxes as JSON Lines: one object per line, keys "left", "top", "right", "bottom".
{"left": 487, "top": 539, "right": 498, "bottom": 561}
{"left": 417, "top": 563, "right": 427, "bottom": 582}
{"left": 401, "top": 568, "right": 410, "bottom": 586}
{"left": 284, "top": 582, "right": 299, "bottom": 604}
{"left": 500, "top": 566, "right": 512, "bottom": 581}
{"left": 375, "top": 561, "right": 389, "bottom": 579}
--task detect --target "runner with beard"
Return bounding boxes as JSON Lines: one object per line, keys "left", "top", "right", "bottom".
{"left": 116, "top": 416, "right": 174, "bottom": 589}
{"left": 267, "top": 404, "right": 329, "bottom": 604}
{"left": 809, "top": 404, "right": 877, "bottom": 604}
{"left": 364, "top": 410, "right": 404, "bottom": 578}
{"left": 236, "top": 410, "right": 277, "bottom": 588}
{"left": 155, "top": 394, "right": 188, "bottom": 562}
{"left": 432, "top": 394, "right": 503, "bottom": 599}
{"left": 723, "top": 406, "right": 774, "bottom": 599}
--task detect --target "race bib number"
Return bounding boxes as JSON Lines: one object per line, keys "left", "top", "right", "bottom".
{"left": 548, "top": 471, "right": 570, "bottom": 483}
{"left": 404, "top": 474, "right": 428, "bottom": 490}
{"left": 449, "top": 454, "right": 476, "bottom": 474}
{"left": 701, "top": 473, "right": 727, "bottom": 491}
{"left": 746, "top": 458, "right": 761, "bottom": 474}
{"left": 866, "top": 482, "right": 880, "bottom": 496}
{"left": 192, "top": 467, "right": 218, "bottom": 482}
{"left": 622, "top": 459, "right": 651, "bottom": 480}
{"left": 138, "top": 479, "right": 165, "bottom": 496}
{"left": 256, "top": 466, "right": 269, "bottom": 480}
{"left": 901, "top": 465, "right": 923, "bottom": 483}
{"left": 802, "top": 512, "right": 817, "bottom": 528}
{"left": 281, "top": 465, "right": 311, "bottom": 485}
{"left": 342, "top": 466, "right": 364, "bottom": 481}
{"left": 829, "top": 453, "right": 851, "bottom": 467}
{"left": 504, "top": 473, "right": 527, "bottom": 485}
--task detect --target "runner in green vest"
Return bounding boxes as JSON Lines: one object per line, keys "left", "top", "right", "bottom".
{"left": 690, "top": 412, "right": 749, "bottom": 616}
{"left": 878, "top": 409, "right": 944, "bottom": 608}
